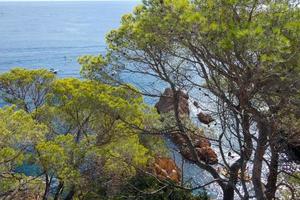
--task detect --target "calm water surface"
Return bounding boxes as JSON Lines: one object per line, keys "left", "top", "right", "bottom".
{"left": 0, "top": 1, "right": 138, "bottom": 77}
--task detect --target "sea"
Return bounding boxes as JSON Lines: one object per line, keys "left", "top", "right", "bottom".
{"left": 0, "top": 1, "right": 138, "bottom": 77}
{"left": 0, "top": 1, "right": 220, "bottom": 198}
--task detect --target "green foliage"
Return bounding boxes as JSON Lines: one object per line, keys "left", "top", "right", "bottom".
{"left": 42, "top": 77, "right": 162, "bottom": 197}
{"left": 116, "top": 173, "right": 209, "bottom": 200}
{"left": 0, "top": 106, "right": 47, "bottom": 194}
{"left": 82, "top": 0, "right": 299, "bottom": 98}
{"left": 36, "top": 134, "right": 81, "bottom": 183}
{"left": 79, "top": 0, "right": 299, "bottom": 199}
{"left": 44, "top": 78, "right": 154, "bottom": 140}
{"left": 79, "top": 55, "right": 113, "bottom": 83}
{"left": 7, "top": 0, "right": 298, "bottom": 198}
{"left": 289, "top": 172, "right": 300, "bottom": 185}
{"left": 0, "top": 68, "right": 166, "bottom": 199}
{"left": 0, "top": 68, "right": 55, "bottom": 112}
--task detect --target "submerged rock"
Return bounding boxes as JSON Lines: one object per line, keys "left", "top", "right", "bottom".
{"left": 193, "top": 101, "right": 200, "bottom": 108}
{"left": 197, "top": 112, "right": 214, "bottom": 125}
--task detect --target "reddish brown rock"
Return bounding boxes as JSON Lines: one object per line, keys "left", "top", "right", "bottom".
{"left": 155, "top": 88, "right": 218, "bottom": 165}
{"left": 171, "top": 131, "right": 218, "bottom": 165}
{"left": 172, "top": 132, "right": 187, "bottom": 145}
{"left": 197, "top": 112, "right": 214, "bottom": 125}
{"left": 180, "top": 146, "right": 193, "bottom": 161}
{"left": 196, "top": 147, "right": 218, "bottom": 165}
{"left": 153, "top": 157, "right": 181, "bottom": 183}
{"left": 155, "top": 88, "right": 189, "bottom": 116}
{"left": 194, "top": 137, "right": 211, "bottom": 147}
{"left": 217, "top": 167, "right": 251, "bottom": 182}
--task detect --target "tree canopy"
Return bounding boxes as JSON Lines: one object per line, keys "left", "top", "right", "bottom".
{"left": 0, "top": 0, "right": 299, "bottom": 199}
{"left": 0, "top": 106, "right": 47, "bottom": 198}
{"left": 80, "top": 0, "right": 300, "bottom": 199}
{"left": 0, "top": 68, "right": 171, "bottom": 200}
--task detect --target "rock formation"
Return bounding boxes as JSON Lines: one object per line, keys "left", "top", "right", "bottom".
{"left": 155, "top": 88, "right": 189, "bottom": 116}
{"left": 172, "top": 131, "right": 218, "bottom": 165}
{"left": 217, "top": 167, "right": 251, "bottom": 182}
{"left": 153, "top": 157, "right": 181, "bottom": 183}
{"left": 155, "top": 88, "right": 218, "bottom": 165}
{"left": 197, "top": 112, "right": 214, "bottom": 125}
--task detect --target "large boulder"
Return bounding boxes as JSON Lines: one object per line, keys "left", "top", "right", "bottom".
{"left": 155, "top": 88, "right": 189, "bottom": 116}
{"left": 153, "top": 157, "right": 181, "bottom": 183}
{"left": 173, "top": 131, "right": 218, "bottom": 165}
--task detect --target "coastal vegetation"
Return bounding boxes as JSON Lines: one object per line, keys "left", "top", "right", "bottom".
{"left": 0, "top": 0, "right": 299, "bottom": 200}
{"left": 0, "top": 67, "right": 207, "bottom": 199}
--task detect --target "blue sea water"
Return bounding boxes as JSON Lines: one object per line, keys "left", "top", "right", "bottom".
{"left": 0, "top": 1, "right": 138, "bottom": 77}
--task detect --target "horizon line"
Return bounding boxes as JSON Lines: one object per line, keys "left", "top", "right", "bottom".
{"left": 0, "top": 0, "right": 140, "bottom": 2}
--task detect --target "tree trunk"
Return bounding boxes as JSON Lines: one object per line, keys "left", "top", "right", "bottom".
{"left": 265, "top": 143, "right": 279, "bottom": 200}
{"left": 252, "top": 122, "right": 268, "bottom": 200}
{"left": 43, "top": 174, "right": 52, "bottom": 200}
{"left": 223, "top": 185, "right": 235, "bottom": 200}
{"left": 54, "top": 181, "right": 64, "bottom": 200}
{"left": 64, "top": 185, "right": 75, "bottom": 200}
{"left": 223, "top": 158, "right": 243, "bottom": 200}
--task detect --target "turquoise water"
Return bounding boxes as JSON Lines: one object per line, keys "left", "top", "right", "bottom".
{"left": 0, "top": 1, "right": 138, "bottom": 77}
